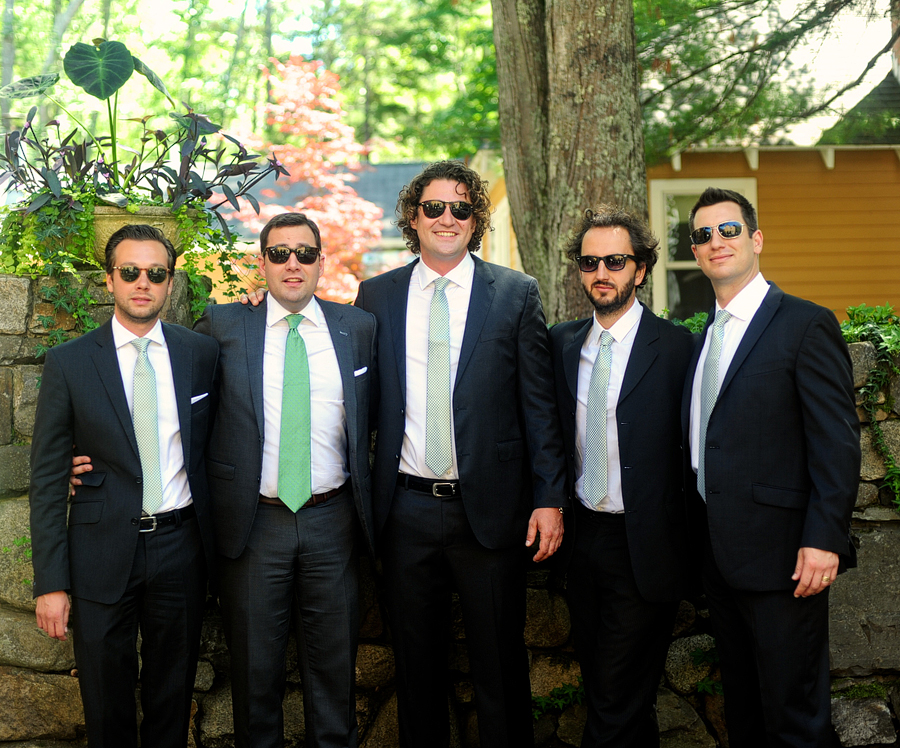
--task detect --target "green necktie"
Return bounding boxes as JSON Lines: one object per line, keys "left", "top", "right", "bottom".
{"left": 698, "top": 310, "right": 731, "bottom": 501}
{"left": 583, "top": 330, "right": 614, "bottom": 508}
{"left": 131, "top": 337, "right": 163, "bottom": 516}
{"left": 425, "top": 277, "right": 453, "bottom": 476}
{"left": 279, "top": 314, "right": 312, "bottom": 512}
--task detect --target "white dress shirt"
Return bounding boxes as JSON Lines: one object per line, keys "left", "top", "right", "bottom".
{"left": 575, "top": 300, "right": 643, "bottom": 513}
{"left": 400, "top": 253, "right": 475, "bottom": 479}
{"left": 690, "top": 272, "right": 770, "bottom": 474}
{"left": 259, "top": 295, "right": 349, "bottom": 498}
{"left": 112, "top": 316, "right": 191, "bottom": 512}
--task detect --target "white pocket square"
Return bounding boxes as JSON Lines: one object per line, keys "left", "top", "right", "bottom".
{"left": 191, "top": 393, "right": 209, "bottom": 404}
{"left": 354, "top": 367, "right": 368, "bottom": 377}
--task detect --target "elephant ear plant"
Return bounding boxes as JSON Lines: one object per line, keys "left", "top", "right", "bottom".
{"left": 0, "top": 38, "right": 288, "bottom": 276}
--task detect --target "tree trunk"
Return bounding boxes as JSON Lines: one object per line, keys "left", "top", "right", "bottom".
{"left": 490, "top": 0, "right": 648, "bottom": 324}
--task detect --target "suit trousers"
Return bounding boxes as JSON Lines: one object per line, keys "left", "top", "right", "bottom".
{"left": 218, "top": 489, "right": 359, "bottom": 748}
{"left": 71, "top": 513, "right": 207, "bottom": 748}
{"left": 381, "top": 483, "right": 534, "bottom": 748}
{"left": 701, "top": 518, "right": 837, "bottom": 748}
{"left": 567, "top": 504, "right": 677, "bottom": 748}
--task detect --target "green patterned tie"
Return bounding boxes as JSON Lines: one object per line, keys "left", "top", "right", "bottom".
{"left": 425, "top": 277, "right": 453, "bottom": 476}
{"left": 279, "top": 314, "right": 312, "bottom": 512}
{"left": 583, "top": 330, "right": 614, "bottom": 508}
{"left": 698, "top": 310, "right": 731, "bottom": 501}
{"left": 131, "top": 338, "right": 163, "bottom": 516}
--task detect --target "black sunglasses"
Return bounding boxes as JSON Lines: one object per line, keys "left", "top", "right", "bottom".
{"left": 113, "top": 266, "right": 171, "bottom": 284}
{"left": 417, "top": 200, "right": 474, "bottom": 221}
{"left": 575, "top": 254, "right": 638, "bottom": 273}
{"left": 690, "top": 221, "right": 746, "bottom": 245}
{"left": 264, "top": 245, "right": 321, "bottom": 265}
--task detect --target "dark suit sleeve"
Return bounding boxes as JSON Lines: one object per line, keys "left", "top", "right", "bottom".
{"left": 29, "top": 350, "right": 77, "bottom": 597}
{"left": 795, "top": 308, "right": 861, "bottom": 555}
{"left": 516, "top": 278, "right": 567, "bottom": 509}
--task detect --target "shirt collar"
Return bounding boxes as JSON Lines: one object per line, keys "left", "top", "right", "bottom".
{"left": 414, "top": 251, "right": 475, "bottom": 291}
{"left": 718, "top": 272, "right": 768, "bottom": 322}
{"left": 111, "top": 315, "right": 165, "bottom": 349}
{"left": 265, "top": 294, "right": 324, "bottom": 329}
{"left": 590, "top": 299, "right": 642, "bottom": 345}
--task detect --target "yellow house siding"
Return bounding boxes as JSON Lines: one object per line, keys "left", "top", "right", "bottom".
{"left": 648, "top": 149, "right": 900, "bottom": 319}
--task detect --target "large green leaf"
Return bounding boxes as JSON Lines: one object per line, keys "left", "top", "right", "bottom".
{"left": 63, "top": 41, "right": 134, "bottom": 101}
{"left": 0, "top": 74, "right": 60, "bottom": 100}
{"left": 132, "top": 56, "right": 175, "bottom": 107}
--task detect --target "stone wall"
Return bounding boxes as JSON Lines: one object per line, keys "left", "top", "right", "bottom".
{"left": 0, "top": 272, "right": 897, "bottom": 747}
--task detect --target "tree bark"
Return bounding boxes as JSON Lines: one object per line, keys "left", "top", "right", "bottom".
{"left": 491, "top": 0, "right": 648, "bottom": 324}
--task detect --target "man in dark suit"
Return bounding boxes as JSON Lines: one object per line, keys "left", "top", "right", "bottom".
{"left": 550, "top": 206, "right": 694, "bottom": 747}
{"left": 195, "top": 212, "right": 376, "bottom": 748}
{"left": 685, "top": 187, "right": 860, "bottom": 747}
{"left": 354, "top": 160, "right": 566, "bottom": 748}
{"left": 30, "top": 224, "right": 219, "bottom": 748}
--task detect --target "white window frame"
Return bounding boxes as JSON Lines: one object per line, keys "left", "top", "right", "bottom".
{"left": 648, "top": 177, "right": 758, "bottom": 315}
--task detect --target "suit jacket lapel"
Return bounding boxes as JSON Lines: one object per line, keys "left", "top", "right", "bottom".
{"left": 718, "top": 283, "right": 782, "bottom": 398}
{"left": 390, "top": 261, "right": 415, "bottom": 398}
{"left": 562, "top": 318, "right": 592, "bottom": 404}
{"left": 91, "top": 320, "right": 140, "bottom": 459}
{"left": 320, "top": 299, "right": 357, "bottom": 435}
{"left": 619, "top": 306, "right": 659, "bottom": 403}
{"left": 163, "top": 323, "right": 193, "bottom": 470}
{"left": 456, "top": 256, "right": 494, "bottom": 385}
{"left": 244, "top": 301, "right": 268, "bottom": 437}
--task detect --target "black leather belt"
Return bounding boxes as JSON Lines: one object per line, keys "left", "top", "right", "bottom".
{"left": 259, "top": 481, "right": 348, "bottom": 509}
{"left": 137, "top": 503, "right": 196, "bottom": 532}
{"left": 398, "top": 473, "right": 461, "bottom": 497}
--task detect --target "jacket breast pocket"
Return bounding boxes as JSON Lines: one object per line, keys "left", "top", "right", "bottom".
{"left": 741, "top": 359, "right": 791, "bottom": 378}
{"left": 206, "top": 459, "right": 236, "bottom": 481}
{"left": 69, "top": 501, "right": 103, "bottom": 525}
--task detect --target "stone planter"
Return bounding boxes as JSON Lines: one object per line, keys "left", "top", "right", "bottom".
{"left": 92, "top": 205, "right": 196, "bottom": 265}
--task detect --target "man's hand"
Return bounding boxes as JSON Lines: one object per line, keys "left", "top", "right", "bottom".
{"left": 69, "top": 454, "right": 93, "bottom": 496}
{"left": 36, "top": 591, "right": 70, "bottom": 641}
{"left": 792, "top": 547, "right": 839, "bottom": 598}
{"left": 525, "top": 507, "right": 564, "bottom": 562}
{"left": 240, "top": 288, "right": 267, "bottom": 306}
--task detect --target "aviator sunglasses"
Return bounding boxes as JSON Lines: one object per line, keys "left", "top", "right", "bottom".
{"left": 575, "top": 254, "right": 638, "bottom": 273}
{"left": 417, "top": 199, "right": 474, "bottom": 221}
{"left": 264, "top": 245, "right": 322, "bottom": 265}
{"left": 690, "top": 221, "right": 747, "bottom": 245}
{"left": 113, "top": 266, "right": 171, "bottom": 284}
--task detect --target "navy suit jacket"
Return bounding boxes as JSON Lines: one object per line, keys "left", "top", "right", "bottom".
{"left": 29, "top": 320, "right": 219, "bottom": 604}
{"left": 682, "top": 284, "right": 860, "bottom": 591}
{"left": 551, "top": 305, "right": 696, "bottom": 601}
{"left": 195, "top": 297, "right": 376, "bottom": 558}
{"left": 355, "top": 255, "right": 566, "bottom": 549}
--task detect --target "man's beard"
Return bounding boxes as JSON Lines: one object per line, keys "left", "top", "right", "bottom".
{"left": 583, "top": 277, "right": 635, "bottom": 319}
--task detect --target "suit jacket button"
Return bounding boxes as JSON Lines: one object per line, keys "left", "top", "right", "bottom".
{"left": 136, "top": 477, "right": 142, "bottom": 484}
{"left": 131, "top": 518, "right": 139, "bottom": 526}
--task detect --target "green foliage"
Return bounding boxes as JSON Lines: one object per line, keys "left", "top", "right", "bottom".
{"left": 841, "top": 303, "right": 900, "bottom": 509}
{"left": 690, "top": 645, "right": 719, "bottom": 667}
{"left": 1, "top": 534, "right": 33, "bottom": 561}
{"left": 697, "top": 676, "right": 724, "bottom": 696}
{"left": 531, "top": 677, "right": 585, "bottom": 719}
{"left": 669, "top": 310, "right": 709, "bottom": 334}
{"left": 834, "top": 681, "right": 889, "bottom": 700}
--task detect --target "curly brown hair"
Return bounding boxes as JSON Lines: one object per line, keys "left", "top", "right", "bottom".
{"left": 396, "top": 161, "right": 492, "bottom": 255}
{"left": 563, "top": 205, "right": 658, "bottom": 288}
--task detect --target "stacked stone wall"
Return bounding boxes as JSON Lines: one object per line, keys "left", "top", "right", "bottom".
{"left": 0, "top": 272, "right": 897, "bottom": 747}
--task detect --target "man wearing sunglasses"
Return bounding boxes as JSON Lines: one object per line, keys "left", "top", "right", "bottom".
{"left": 685, "top": 187, "right": 859, "bottom": 747}
{"left": 549, "top": 206, "right": 695, "bottom": 747}
{"left": 354, "top": 160, "right": 566, "bottom": 748}
{"left": 194, "top": 212, "right": 376, "bottom": 748}
{"left": 30, "top": 224, "right": 219, "bottom": 747}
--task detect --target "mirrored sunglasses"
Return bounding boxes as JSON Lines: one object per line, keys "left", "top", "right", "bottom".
{"left": 690, "top": 221, "right": 746, "bottom": 245}
{"left": 575, "top": 254, "right": 637, "bottom": 273}
{"left": 417, "top": 200, "right": 474, "bottom": 221}
{"left": 264, "top": 245, "right": 321, "bottom": 265}
{"left": 114, "top": 266, "right": 171, "bottom": 284}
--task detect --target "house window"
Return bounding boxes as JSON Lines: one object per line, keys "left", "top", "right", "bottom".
{"left": 648, "top": 178, "right": 757, "bottom": 320}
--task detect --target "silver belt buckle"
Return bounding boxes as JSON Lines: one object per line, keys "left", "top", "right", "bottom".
{"left": 432, "top": 482, "right": 456, "bottom": 497}
{"left": 140, "top": 515, "right": 158, "bottom": 533}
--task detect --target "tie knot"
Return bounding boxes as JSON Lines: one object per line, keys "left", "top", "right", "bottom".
{"left": 433, "top": 277, "right": 450, "bottom": 293}
{"left": 599, "top": 330, "right": 614, "bottom": 347}
{"left": 714, "top": 310, "right": 731, "bottom": 328}
{"left": 131, "top": 337, "right": 151, "bottom": 354}
{"left": 287, "top": 314, "right": 304, "bottom": 331}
